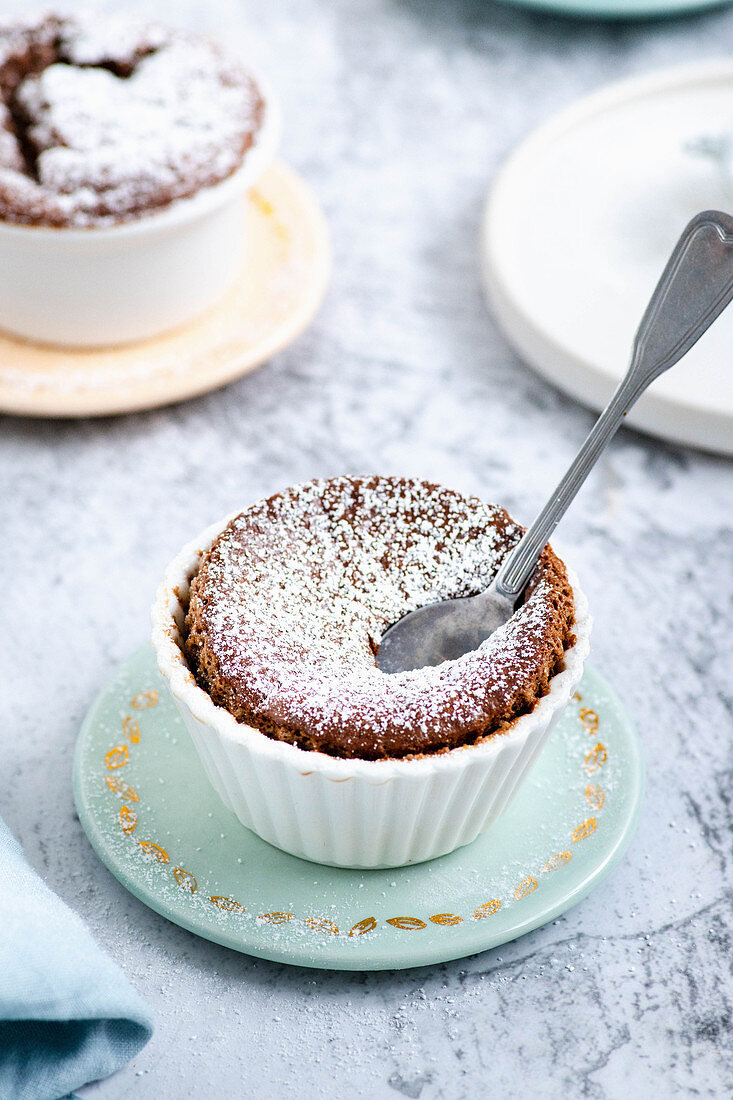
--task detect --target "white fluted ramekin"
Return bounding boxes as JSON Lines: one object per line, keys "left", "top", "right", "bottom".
{"left": 0, "top": 83, "right": 280, "bottom": 348}
{"left": 152, "top": 518, "right": 591, "bottom": 869}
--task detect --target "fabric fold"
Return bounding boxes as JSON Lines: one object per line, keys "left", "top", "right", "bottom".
{"left": 0, "top": 818, "right": 153, "bottom": 1100}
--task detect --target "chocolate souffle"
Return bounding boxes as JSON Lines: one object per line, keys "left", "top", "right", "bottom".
{"left": 184, "top": 476, "right": 576, "bottom": 761}
{"left": 0, "top": 14, "right": 264, "bottom": 227}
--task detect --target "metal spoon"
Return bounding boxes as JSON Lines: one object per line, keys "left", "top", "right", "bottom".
{"left": 377, "top": 209, "right": 733, "bottom": 674}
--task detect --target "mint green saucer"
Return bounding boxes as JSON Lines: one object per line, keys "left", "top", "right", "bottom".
{"left": 73, "top": 647, "right": 644, "bottom": 971}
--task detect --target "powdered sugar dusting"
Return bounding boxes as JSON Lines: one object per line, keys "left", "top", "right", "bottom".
{"left": 0, "top": 14, "right": 264, "bottom": 226}
{"left": 187, "top": 477, "right": 573, "bottom": 758}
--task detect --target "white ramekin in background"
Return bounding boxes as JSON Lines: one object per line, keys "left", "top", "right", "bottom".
{"left": 0, "top": 85, "right": 281, "bottom": 348}
{"left": 152, "top": 518, "right": 592, "bottom": 869}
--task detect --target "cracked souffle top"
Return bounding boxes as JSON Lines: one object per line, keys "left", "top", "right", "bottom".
{"left": 0, "top": 14, "right": 265, "bottom": 227}
{"left": 185, "top": 476, "right": 576, "bottom": 760}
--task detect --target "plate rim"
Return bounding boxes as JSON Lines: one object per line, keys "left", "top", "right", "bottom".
{"left": 73, "top": 653, "right": 645, "bottom": 971}
{"left": 482, "top": 59, "right": 733, "bottom": 456}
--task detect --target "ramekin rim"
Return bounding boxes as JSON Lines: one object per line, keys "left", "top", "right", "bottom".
{"left": 0, "top": 73, "right": 281, "bottom": 241}
{"left": 151, "top": 512, "right": 592, "bottom": 781}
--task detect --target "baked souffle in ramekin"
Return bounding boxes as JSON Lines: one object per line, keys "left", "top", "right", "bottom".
{"left": 153, "top": 476, "right": 590, "bottom": 867}
{"left": 0, "top": 13, "right": 279, "bottom": 346}
{"left": 0, "top": 13, "right": 265, "bottom": 227}
{"left": 185, "top": 476, "right": 576, "bottom": 760}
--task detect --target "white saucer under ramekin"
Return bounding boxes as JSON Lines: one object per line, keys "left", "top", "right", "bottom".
{"left": 482, "top": 61, "right": 733, "bottom": 456}
{"left": 0, "top": 79, "right": 281, "bottom": 347}
{"left": 151, "top": 516, "right": 591, "bottom": 870}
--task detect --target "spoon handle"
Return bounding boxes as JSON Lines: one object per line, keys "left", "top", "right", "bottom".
{"left": 493, "top": 209, "right": 733, "bottom": 602}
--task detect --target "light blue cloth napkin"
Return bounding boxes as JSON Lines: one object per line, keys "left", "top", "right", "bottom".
{"left": 0, "top": 818, "right": 153, "bottom": 1100}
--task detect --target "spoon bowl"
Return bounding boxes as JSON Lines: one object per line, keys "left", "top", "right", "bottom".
{"left": 377, "top": 584, "right": 515, "bottom": 673}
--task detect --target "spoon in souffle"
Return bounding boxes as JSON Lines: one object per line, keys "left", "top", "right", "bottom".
{"left": 378, "top": 209, "right": 733, "bottom": 673}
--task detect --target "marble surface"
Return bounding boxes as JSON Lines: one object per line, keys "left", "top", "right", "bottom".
{"left": 2, "top": 1, "right": 732, "bottom": 1097}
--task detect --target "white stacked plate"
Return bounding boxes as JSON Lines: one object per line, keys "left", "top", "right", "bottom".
{"left": 482, "top": 62, "right": 733, "bottom": 456}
